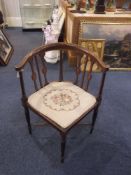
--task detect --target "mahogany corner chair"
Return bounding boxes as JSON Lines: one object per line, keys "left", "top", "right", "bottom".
{"left": 15, "top": 42, "right": 109, "bottom": 162}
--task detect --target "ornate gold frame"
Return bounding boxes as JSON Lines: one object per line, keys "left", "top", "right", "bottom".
{"left": 78, "top": 39, "right": 105, "bottom": 60}
{"left": 78, "top": 39, "right": 105, "bottom": 72}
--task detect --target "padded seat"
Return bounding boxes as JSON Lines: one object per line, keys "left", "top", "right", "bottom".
{"left": 28, "top": 82, "right": 96, "bottom": 131}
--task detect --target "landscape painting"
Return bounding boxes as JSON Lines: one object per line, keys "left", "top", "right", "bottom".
{"left": 80, "top": 23, "right": 131, "bottom": 70}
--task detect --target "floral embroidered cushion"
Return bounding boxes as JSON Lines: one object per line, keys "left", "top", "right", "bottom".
{"left": 28, "top": 82, "right": 96, "bottom": 130}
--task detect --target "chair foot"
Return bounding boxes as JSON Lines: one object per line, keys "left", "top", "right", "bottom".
{"left": 28, "top": 126, "right": 32, "bottom": 135}
{"left": 90, "top": 107, "right": 99, "bottom": 134}
{"left": 24, "top": 107, "right": 32, "bottom": 135}
{"left": 90, "top": 127, "right": 94, "bottom": 134}
{"left": 61, "top": 157, "right": 64, "bottom": 163}
{"left": 60, "top": 132, "right": 66, "bottom": 163}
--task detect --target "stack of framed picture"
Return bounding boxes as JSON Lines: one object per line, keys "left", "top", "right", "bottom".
{"left": 0, "top": 29, "right": 13, "bottom": 66}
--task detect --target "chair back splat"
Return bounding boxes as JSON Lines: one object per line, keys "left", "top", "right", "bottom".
{"left": 15, "top": 42, "right": 109, "bottom": 163}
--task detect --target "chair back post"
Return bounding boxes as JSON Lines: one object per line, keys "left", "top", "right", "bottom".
{"left": 34, "top": 55, "right": 43, "bottom": 88}
{"left": 29, "top": 59, "right": 38, "bottom": 91}
{"left": 40, "top": 55, "right": 49, "bottom": 86}
{"left": 74, "top": 55, "right": 81, "bottom": 85}
{"left": 59, "top": 49, "right": 64, "bottom": 82}
{"left": 80, "top": 55, "right": 88, "bottom": 88}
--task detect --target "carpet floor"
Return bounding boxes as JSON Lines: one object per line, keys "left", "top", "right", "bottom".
{"left": 0, "top": 27, "right": 131, "bottom": 175}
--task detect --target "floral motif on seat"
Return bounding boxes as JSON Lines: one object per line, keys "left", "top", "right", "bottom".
{"left": 43, "top": 89, "right": 80, "bottom": 111}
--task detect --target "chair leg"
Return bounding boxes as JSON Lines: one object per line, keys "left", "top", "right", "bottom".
{"left": 90, "top": 107, "right": 99, "bottom": 134}
{"left": 24, "top": 107, "right": 32, "bottom": 134}
{"left": 60, "top": 132, "right": 66, "bottom": 163}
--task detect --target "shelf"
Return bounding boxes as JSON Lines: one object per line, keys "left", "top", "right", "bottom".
{"left": 22, "top": 4, "right": 52, "bottom": 8}
{"left": 22, "top": 19, "right": 47, "bottom": 29}
{"left": 22, "top": 23, "right": 44, "bottom": 29}
{"left": 19, "top": 0, "right": 55, "bottom": 29}
{"left": 25, "top": 20, "right": 44, "bottom": 24}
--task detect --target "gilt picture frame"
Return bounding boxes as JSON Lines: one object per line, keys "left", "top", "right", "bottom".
{"left": 0, "top": 29, "right": 13, "bottom": 65}
{"left": 78, "top": 39, "right": 105, "bottom": 71}
{"left": 78, "top": 39, "right": 105, "bottom": 61}
{"left": 79, "top": 21, "right": 131, "bottom": 71}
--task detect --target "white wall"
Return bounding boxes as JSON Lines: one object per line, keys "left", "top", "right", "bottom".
{"left": 3, "top": 0, "right": 22, "bottom": 26}
{"left": 2, "top": 0, "right": 58, "bottom": 27}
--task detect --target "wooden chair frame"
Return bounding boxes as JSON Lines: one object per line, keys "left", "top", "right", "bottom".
{"left": 15, "top": 42, "right": 109, "bottom": 162}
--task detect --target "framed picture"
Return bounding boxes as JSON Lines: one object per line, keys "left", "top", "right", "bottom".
{"left": 0, "top": 29, "right": 13, "bottom": 65}
{"left": 78, "top": 39, "right": 105, "bottom": 71}
{"left": 79, "top": 22, "right": 131, "bottom": 70}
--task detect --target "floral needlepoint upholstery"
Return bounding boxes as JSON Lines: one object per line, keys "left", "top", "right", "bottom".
{"left": 28, "top": 82, "right": 96, "bottom": 130}
{"left": 43, "top": 88, "right": 80, "bottom": 111}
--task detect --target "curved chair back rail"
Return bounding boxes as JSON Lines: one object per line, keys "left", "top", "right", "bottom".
{"left": 15, "top": 42, "right": 109, "bottom": 93}
{"left": 15, "top": 42, "right": 109, "bottom": 163}
{"left": 15, "top": 42, "right": 108, "bottom": 71}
